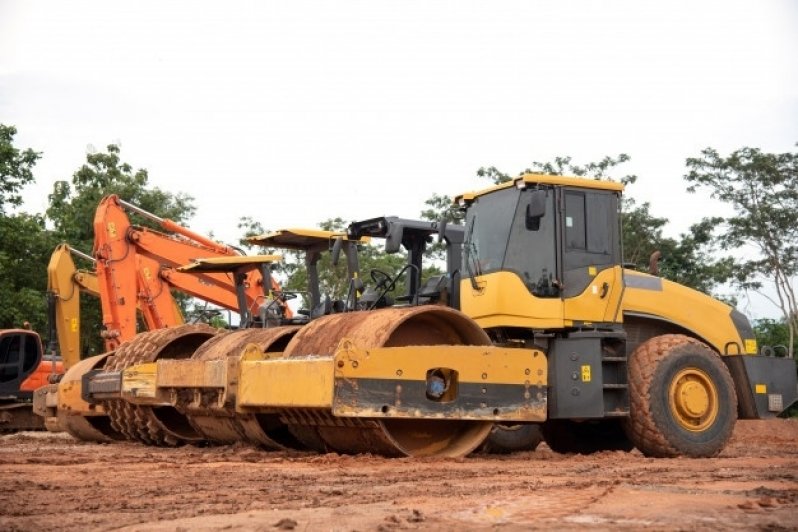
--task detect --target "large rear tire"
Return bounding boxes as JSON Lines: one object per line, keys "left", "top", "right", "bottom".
{"left": 625, "top": 334, "right": 737, "bottom": 458}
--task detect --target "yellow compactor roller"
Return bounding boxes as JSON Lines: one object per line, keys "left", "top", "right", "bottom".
{"left": 48, "top": 175, "right": 797, "bottom": 458}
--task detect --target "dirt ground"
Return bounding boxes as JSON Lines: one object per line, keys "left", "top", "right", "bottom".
{"left": 1, "top": 419, "right": 797, "bottom": 531}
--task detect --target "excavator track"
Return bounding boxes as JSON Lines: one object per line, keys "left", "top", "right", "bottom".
{"left": 104, "top": 324, "right": 218, "bottom": 446}
{"left": 279, "top": 306, "right": 495, "bottom": 457}
{"left": 184, "top": 326, "right": 306, "bottom": 450}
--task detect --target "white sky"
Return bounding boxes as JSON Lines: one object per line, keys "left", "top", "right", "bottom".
{"left": 1, "top": 0, "right": 796, "bottom": 319}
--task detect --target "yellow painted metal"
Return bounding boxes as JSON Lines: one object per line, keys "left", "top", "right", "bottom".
{"left": 462, "top": 267, "right": 750, "bottom": 357}
{"left": 47, "top": 244, "right": 100, "bottom": 369}
{"left": 460, "top": 271, "right": 566, "bottom": 330}
{"left": 454, "top": 173, "right": 624, "bottom": 204}
{"left": 622, "top": 270, "right": 753, "bottom": 355}
{"left": 50, "top": 353, "right": 121, "bottom": 442}
{"left": 745, "top": 339, "right": 758, "bottom": 354}
{"left": 56, "top": 354, "right": 109, "bottom": 417}
{"left": 155, "top": 359, "right": 227, "bottom": 388}
{"left": 248, "top": 228, "right": 370, "bottom": 248}
{"left": 516, "top": 174, "right": 624, "bottom": 192}
{"left": 668, "top": 367, "right": 719, "bottom": 432}
{"left": 334, "top": 340, "right": 547, "bottom": 386}
{"left": 563, "top": 266, "right": 625, "bottom": 324}
{"left": 121, "top": 362, "right": 159, "bottom": 402}
{"left": 177, "top": 254, "right": 283, "bottom": 273}
{"left": 237, "top": 357, "right": 335, "bottom": 409}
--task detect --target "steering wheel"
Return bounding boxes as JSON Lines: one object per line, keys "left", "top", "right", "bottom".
{"left": 370, "top": 269, "right": 396, "bottom": 292}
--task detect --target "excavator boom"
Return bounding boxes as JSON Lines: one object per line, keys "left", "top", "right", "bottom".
{"left": 93, "top": 195, "right": 289, "bottom": 350}
{"left": 47, "top": 244, "right": 99, "bottom": 369}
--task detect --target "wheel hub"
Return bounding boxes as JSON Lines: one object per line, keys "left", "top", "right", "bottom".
{"left": 669, "top": 367, "right": 718, "bottom": 431}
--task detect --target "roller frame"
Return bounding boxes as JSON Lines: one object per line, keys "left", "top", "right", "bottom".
{"left": 116, "top": 339, "right": 548, "bottom": 423}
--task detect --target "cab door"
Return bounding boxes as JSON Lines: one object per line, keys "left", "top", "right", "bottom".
{"left": 560, "top": 188, "right": 624, "bottom": 326}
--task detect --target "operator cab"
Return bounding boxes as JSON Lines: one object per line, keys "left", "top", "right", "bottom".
{"left": 0, "top": 330, "right": 43, "bottom": 399}
{"left": 457, "top": 174, "right": 625, "bottom": 331}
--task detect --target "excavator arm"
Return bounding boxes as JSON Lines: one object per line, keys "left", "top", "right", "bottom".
{"left": 47, "top": 244, "right": 100, "bottom": 369}
{"left": 93, "top": 195, "right": 288, "bottom": 349}
{"left": 48, "top": 243, "right": 186, "bottom": 365}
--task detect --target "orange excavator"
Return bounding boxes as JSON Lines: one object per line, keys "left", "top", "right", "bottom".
{"left": 1, "top": 245, "right": 96, "bottom": 431}
{"left": 32, "top": 196, "right": 291, "bottom": 437}
{"left": 93, "top": 195, "right": 290, "bottom": 350}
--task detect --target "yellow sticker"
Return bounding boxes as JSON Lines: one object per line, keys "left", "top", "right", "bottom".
{"left": 70, "top": 317, "right": 78, "bottom": 332}
{"left": 755, "top": 384, "right": 767, "bottom": 394}
{"left": 107, "top": 221, "right": 117, "bottom": 238}
{"left": 588, "top": 266, "right": 597, "bottom": 276}
{"left": 143, "top": 267, "right": 152, "bottom": 280}
{"left": 581, "top": 365, "right": 591, "bottom": 382}
{"left": 744, "top": 339, "right": 757, "bottom": 354}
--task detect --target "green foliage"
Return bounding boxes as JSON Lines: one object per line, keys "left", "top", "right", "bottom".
{"left": 685, "top": 145, "right": 798, "bottom": 355}
{"left": 656, "top": 218, "right": 735, "bottom": 296}
{"left": 0, "top": 124, "right": 41, "bottom": 215}
{"left": 0, "top": 125, "right": 54, "bottom": 333}
{"left": 45, "top": 144, "right": 196, "bottom": 355}
{"left": 0, "top": 212, "right": 57, "bottom": 331}
{"left": 754, "top": 318, "right": 798, "bottom": 356}
{"left": 46, "top": 144, "right": 195, "bottom": 249}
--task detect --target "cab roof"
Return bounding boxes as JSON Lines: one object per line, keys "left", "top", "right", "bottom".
{"left": 177, "top": 255, "right": 282, "bottom": 274}
{"left": 247, "top": 228, "right": 369, "bottom": 250}
{"left": 454, "top": 173, "right": 624, "bottom": 204}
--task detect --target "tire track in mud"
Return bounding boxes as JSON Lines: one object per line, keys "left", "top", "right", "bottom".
{"left": 1, "top": 420, "right": 797, "bottom": 531}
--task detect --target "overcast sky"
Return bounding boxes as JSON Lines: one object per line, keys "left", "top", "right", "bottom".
{"left": 1, "top": 1, "right": 796, "bottom": 319}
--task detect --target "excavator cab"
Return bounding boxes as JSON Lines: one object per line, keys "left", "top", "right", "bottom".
{"left": 0, "top": 330, "right": 43, "bottom": 396}
{"left": 0, "top": 329, "right": 61, "bottom": 431}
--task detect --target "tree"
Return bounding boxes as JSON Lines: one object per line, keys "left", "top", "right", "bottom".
{"left": 753, "top": 318, "right": 797, "bottom": 358}
{"left": 0, "top": 125, "right": 55, "bottom": 332}
{"left": 0, "top": 124, "right": 40, "bottom": 215}
{"left": 47, "top": 144, "right": 194, "bottom": 248}
{"left": 685, "top": 145, "right": 798, "bottom": 356}
{"left": 0, "top": 212, "right": 57, "bottom": 332}
{"left": 45, "top": 144, "right": 195, "bottom": 355}
{"left": 422, "top": 154, "right": 733, "bottom": 295}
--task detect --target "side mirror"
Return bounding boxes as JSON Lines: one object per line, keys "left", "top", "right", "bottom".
{"left": 525, "top": 189, "right": 547, "bottom": 231}
{"left": 385, "top": 223, "right": 404, "bottom": 253}
{"left": 331, "top": 236, "right": 343, "bottom": 266}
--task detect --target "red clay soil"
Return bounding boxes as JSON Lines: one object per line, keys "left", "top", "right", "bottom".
{"left": 1, "top": 419, "right": 796, "bottom": 531}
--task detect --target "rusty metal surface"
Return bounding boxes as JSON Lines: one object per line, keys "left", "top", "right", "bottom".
{"left": 184, "top": 326, "right": 303, "bottom": 449}
{"left": 193, "top": 326, "right": 301, "bottom": 361}
{"left": 283, "top": 307, "right": 490, "bottom": 357}
{"left": 103, "top": 325, "right": 218, "bottom": 445}
{"left": 280, "top": 307, "right": 494, "bottom": 457}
